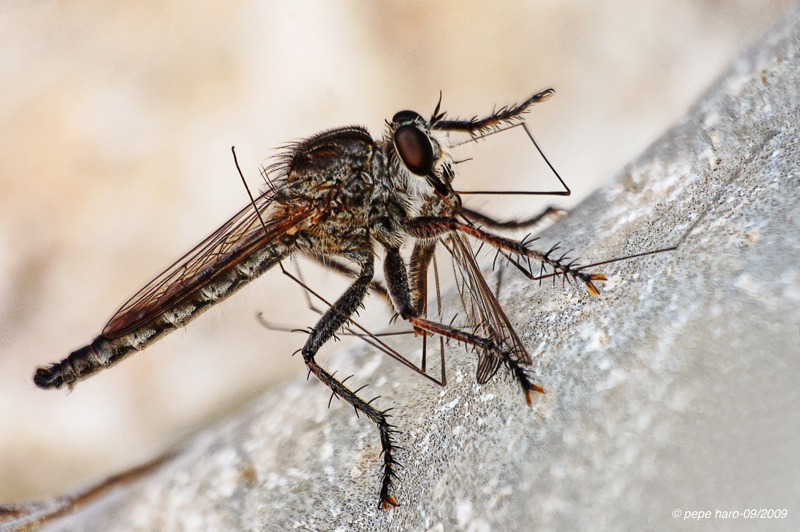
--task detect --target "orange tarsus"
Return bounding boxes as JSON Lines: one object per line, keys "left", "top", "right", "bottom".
{"left": 524, "top": 383, "right": 546, "bottom": 405}
{"left": 586, "top": 272, "right": 607, "bottom": 296}
{"left": 381, "top": 495, "right": 399, "bottom": 510}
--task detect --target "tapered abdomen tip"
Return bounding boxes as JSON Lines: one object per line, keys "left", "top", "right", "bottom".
{"left": 33, "top": 365, "right": 64, "bottom": 389}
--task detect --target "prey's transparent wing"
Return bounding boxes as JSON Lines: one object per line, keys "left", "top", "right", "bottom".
{"left": 444, "top": 233, "right": 532, "bottom": 384}
{"left": 103, "top": 189, "right": 315, "bottom": 338}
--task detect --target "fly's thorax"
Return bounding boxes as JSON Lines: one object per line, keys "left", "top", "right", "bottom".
{"left": 272, "top": 125, "right": 376, "bottom": 205}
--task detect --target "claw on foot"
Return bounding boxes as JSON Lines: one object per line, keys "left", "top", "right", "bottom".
{"left": 585, "top": 273, "right": 607, "bottom": 296}
{"left": 380, "top": 494, "right": 399, "bottom": 510}
{"left": 524, "top": 382, "right": 546, "bottom": 406}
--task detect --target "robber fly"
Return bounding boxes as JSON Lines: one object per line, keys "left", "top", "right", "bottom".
{"left": 33, "top": 89, "right": 605, "bottom": 509}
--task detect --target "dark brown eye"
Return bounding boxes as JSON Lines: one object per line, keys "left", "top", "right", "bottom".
{"left": 394, "top": 124, "right": 434, "bottom": 176}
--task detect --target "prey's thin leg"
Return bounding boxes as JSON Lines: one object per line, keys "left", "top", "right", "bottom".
{"left": 261, "top": 263, "right": 446, "bottom": 387}
{"left": 460, "top": 205, "right": 565, "bottom": 230}
{"left": 459, "top": 205, "right": 566, "bottom": 297}
{"left": 305, "top": 253, "right": 393, "bottom": 307}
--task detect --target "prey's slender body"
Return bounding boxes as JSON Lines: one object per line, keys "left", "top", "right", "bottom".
{"left": 34, "top": 89, "right": 604, "bottom": 508}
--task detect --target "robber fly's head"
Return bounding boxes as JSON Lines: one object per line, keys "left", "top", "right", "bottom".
{"left": 390, "top": 104, "right": 454, "bottom": 198}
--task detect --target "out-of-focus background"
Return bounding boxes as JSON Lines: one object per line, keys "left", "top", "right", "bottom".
{"left": 0, "top": 0, "right": 794, "bottom": 500}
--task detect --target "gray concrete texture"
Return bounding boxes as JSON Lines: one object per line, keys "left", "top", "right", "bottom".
{"left": 4, "top": 4, "right": 798, "bottom": 532}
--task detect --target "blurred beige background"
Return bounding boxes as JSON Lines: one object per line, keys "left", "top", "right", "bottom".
{"left": 0, "top": 0, "right": 793, "bottom": 501}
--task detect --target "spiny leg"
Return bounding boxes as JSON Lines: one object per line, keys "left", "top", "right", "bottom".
{"left": 432, "top": 89, "right": 554, "bottom": 134}
{"left": 405, "top": 217, "right": 607, "bottom": 295}
{"left": 256, "top": 258, "right": 398, "bottom": 341}
{"left": 383, "top": 247, "right": 542, "bottom": 402}
{"left": 300, "top": 255, "right": 399, "bottom": 509}
{"left": 459, "top": 205, "right": 566, "bottom": 297}
{"left": 258, "top": 261, "right": 446, "bottom": 387}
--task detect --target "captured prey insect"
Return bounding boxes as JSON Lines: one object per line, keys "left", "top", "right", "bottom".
{"left": 33, "top": 89, "right": 606, "bottom": 509}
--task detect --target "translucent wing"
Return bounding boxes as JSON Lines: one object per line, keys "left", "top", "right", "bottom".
{"left": 103, "top": 189, "right": 315, "bottom": 338}
{"left": 445, "top": 233, "right": 532, "bottom": 385}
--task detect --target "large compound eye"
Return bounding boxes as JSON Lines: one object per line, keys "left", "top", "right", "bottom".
{"left": 393, "top": 124, "right": 434, "bottom": 176}
{"left": 392, "top": 110, "right": 422, "bottom": 125}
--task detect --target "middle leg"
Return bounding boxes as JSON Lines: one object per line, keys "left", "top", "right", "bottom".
{"left": 383, "top": 246, "right": 543, "bottom": 403}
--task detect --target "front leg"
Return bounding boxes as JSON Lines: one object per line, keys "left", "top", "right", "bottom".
{"left": 431, "top": 88, "right": 554, "bottom": 134}
{"left": 405, "top": 217, "right": 606, "bottom": 295}
{"left": 300, "top": 255, "right": 399, "bottom": 509}
{"left": 383, "top": 247, "right": 543, "bottom": 402}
